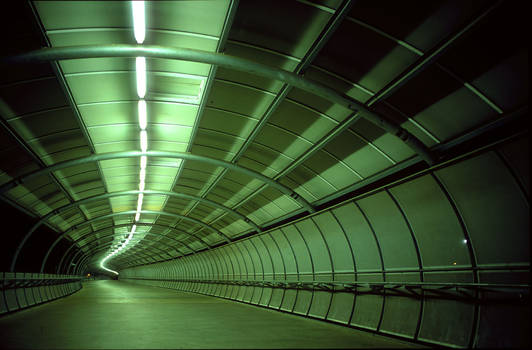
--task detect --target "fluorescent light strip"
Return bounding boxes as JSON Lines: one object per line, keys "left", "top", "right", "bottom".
{"left": 101, "top": 0, "right": 148, "bottom": 275}
{"left": 100, "top": 256, "right": 119, "bottom": 275}
{"left": 132, "top": 1, "right": 146, "bottom": 44}
{"left": 138, "top": 100, "right": 147, "bottom": 129}
{"left": 137, "top": 193, "right": 144, "bottom": 210}
{"left": 140, "top": 155, "right": 147, "bottom": 169}
{"left": 136, "top": 57, "right": 146, "bottom": 98}
{"left": 140, "top": 130, "right": 147, "bottom": 152}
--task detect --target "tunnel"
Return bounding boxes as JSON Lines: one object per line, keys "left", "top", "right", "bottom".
{"left": 0, "top": 0, "right": 529, "bottom": 348}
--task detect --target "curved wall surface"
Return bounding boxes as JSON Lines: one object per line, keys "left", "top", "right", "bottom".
{"left": 120, "top": 135, "right": 530, "bottom": 349}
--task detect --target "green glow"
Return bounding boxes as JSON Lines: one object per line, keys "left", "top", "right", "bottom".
{"left": 140, "top": 130, "right": 147, "bottom": 152}
{"left": 132, "top": 1, "right": 145, "bottom": 44}
{"left": 136, "top": 57, "right": 146, "bottom": 98}
{"left": 138, "top": 100, "right": 147, "bottom": 129}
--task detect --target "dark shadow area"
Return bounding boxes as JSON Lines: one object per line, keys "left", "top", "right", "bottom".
{"left": 0, "top": 2, "right": 52, "bottom": 84}
{"left": 0, "top": 198, "right": 78, "bottom": 274}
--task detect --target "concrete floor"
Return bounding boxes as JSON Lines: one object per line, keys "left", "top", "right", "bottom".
{"left": 0, "top": 280, "right": 424, "bottom": 349}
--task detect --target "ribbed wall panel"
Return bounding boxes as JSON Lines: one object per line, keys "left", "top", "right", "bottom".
{"left": 0, "top": 273, "right": 82, "bottom": 315}
{"left": 120, "top": 137, "right": 530, "bottom": 348}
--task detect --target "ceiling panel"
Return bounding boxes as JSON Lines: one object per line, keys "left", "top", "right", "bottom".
{"left": 0, "top": 0, "right": 527, "bottom": 272}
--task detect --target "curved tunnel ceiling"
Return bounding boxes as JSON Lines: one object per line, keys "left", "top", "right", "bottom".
{"left": 0, "top": 1, "right": 528, "bottom": 274}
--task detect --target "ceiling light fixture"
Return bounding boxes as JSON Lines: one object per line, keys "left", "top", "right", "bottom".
{"left": 140, "top": 130, "right": 147, "bottom": 152}
{"left": 140, "top": 155, "right": 147, "bottom": 169}
{"left": 139, "top": 167, "right": 146, "bottom": 183}
{"left": 138, "top": 99, "right": 147, "bottom": 129}
{"left": 132, "top": 1, "right": 146, "bottom": 44}
{"left": 136, "top": 57, "right": 146, "bottom": 98}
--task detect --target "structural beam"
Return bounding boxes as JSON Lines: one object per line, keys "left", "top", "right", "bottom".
{"left": 0, "top": 150, "right": 313, "bottom": 211}
{"left": 56, "top": 222, "right": 201, "bottom": 274}
{"left": 23, "top": 189, "right": 260, "bottom": 273}
{"left": 11, "top": 209, "right": 222, "bottom": 271}
{"left": 82, "top": 233, "right": 182, "bottom": 267}
{"left": 4, "top": 44, "right": 435, "bottom": 164}
{"left": 42, "top": 222, "right": 197, "bottom": 273}
{"left": 182, "top": 0, "right": 354, "bottom": 221}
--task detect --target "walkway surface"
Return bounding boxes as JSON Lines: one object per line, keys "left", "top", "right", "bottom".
{"left": 0, "top": 280, "right": 423, "bottom": 349}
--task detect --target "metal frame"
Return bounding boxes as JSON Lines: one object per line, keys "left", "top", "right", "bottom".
{"left": 0, "top": 150, "right": 313, "bottom": 209}
{"left": 0, "top": 97, "right": 92, "bottom": 234}
{"left": 4, "top": 44, "right": 435, "bottom": 165}
{"left": 181, "top": 0, "right": 505, "bottom": 240}
{"left": 56, "top": 222, "right": 203, "bottom": 274}
{"left": 61, "top": 209, "right": 224, "bottom": 247}
{"left": 119, "top": 277, "right": 530, "bottom": 302}
{"left": 72, "top": 245, "right": 156, "bottom": 274}
{"left": 76, "top": 230, "right": 192, "bottom": 269}
{"left": 43, "top": 222, "right": 200, "bottom": 273}
{"left": 27, "top": 0, "right": 110, "bottom": 244}
{"left": 431, "top": 173, "right": 480, "bottom": 348}
{"left": 301, "top": 0, "right": 504, "bottom": 115}
{"left": 181, "top": 0, "right": 356, "bottom": 234}
{"left": 73, "top": 241, "right": 170, "bottom": 274}
{"left": 151, "top": 0, "right": 240, "bottom": 251}
{"left": 14, "top": 209, "right": 222, "bottom": 272}
{"left": 23, "top": 188, "right": 261, "bottom": 271}
{"left": 385, "top": 189, "right": 426, "bottom": 340}
{"left": 79, "top": 233, "right": 182, "bottom": 266}
{"left": 5, "top": 149, "right": 316, "bottom": 271}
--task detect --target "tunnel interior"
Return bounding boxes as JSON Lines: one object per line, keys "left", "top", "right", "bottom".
{"left": 0, "top": 0, "right": 529, "bottom": 349}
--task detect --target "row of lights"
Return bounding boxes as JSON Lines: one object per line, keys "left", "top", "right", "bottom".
{"left": 100, "top": 1, "right": 147, "bottom": 275}
{"left": 97, "top": 4, "right": 474, "bottom": 276}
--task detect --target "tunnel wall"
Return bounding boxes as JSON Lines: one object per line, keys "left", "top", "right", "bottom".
{"left": 120, "top": 136, "right": 529, "bottom": 349}
{"left": 0, "top": 272, "right": 82, "bottom": 315}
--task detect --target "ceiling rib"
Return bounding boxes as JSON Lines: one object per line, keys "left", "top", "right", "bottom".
{"left": 43, "top": 209, "right": 217, "bottom": 261}
{"left": 181, "top": 0, "right": 354, "bottom": 227}
{"left": 46, "top": 27, "right": 219, "bottom": 42}
{"left": 52, "top": 209, "right": 225, "bottom": 252}
{"left": 79, "top": 243, "right": 162, "bottom": 270}
{"left": 186, "top": 0, "right": 506, "bottom": 235}
{"left": 57, "top": 221, "right": 204, "bottom": 274}
{"left": 110, "top": 237, "right": 181, "bottom": 268}
{"left": 92, "top": 239, "right": 179, "bottom": 269}
{"left": 78, "top": 223, "right": 197, "bottom": 254}
{"left": 362, "top": 0, "right": 503, "bottom": 107}
{"left": 301, "top": 0, "right": 504, "bottom": 116}
{"left": 311, "top": 1, "right": 504, "bottom": 115}
{"left": 5, "top": 45, "right": 435, "bottom": 164}
{"left": 0, "top": 117, "right": 77, "bottom": 231}
{"left": 182, "top": 1, "right": 501, "bottom": 233}
{"left": 14, "top": 188, "right": 261, "bottom": 265}
{"left": 6, "top": 148, "right": 315, "bottom": 272}
{"left": 183, "top": 0, "right": 391, "bottom": 237}
{"left": 0, "top": 151, "right": 314, "bottom": 213}
{"left": 111, "top": 244, "right": 174, "bottom": 268}
{"left": 28, "top": 0, "right": 109, "bottom": 242}
{"left": 13, "top": 209, "right": 216, "bottom": 272}
{"left": 4, "top": 0, "right": 514, "bottom": 275}
{"left": 159, "top": 0, "right": 240, "bottom": 249}
{"left": 44, "top": 229, "right": 191, "bottom": 273}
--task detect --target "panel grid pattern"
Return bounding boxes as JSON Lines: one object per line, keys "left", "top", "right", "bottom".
{"left": 120, "top": 139, "right": 529, "bottom": 348}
